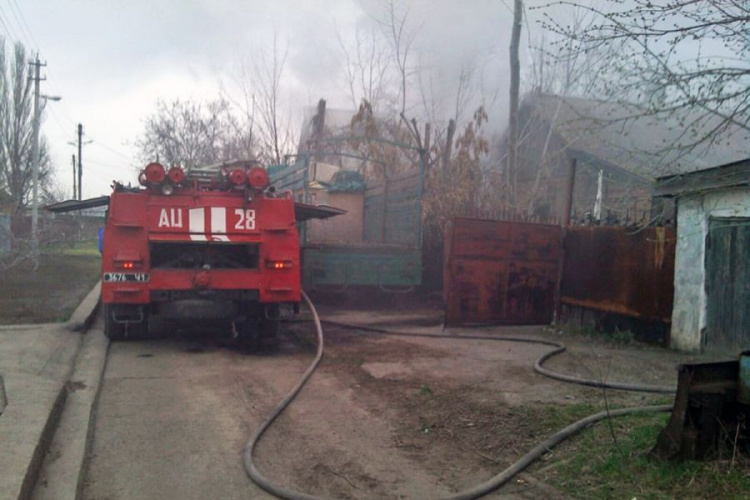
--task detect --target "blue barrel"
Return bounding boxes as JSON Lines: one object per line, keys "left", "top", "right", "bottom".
{"left": 739, "top": 351, "right": 750, "bottom": 405}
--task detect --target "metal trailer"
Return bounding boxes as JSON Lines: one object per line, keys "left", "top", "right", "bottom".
{"left": 269, "top": 137, "right": 425, "bottom": 291}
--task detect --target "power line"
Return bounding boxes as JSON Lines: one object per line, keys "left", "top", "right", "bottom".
{"left": 89, "top": 138, "right": 133, "bottom": 161}
{"left": 0, "top": 8, "right": 13, "bottom": 41}
{"left": 0, "top": 4, "right": 20, "bottom": 44}
{"left": 46, "top": 107, "right": 72, "bottom": 136}
{"left": 7, "top": 0, "right": 40, "bottom": 51}
{"left": 3, "top": 1, "right": 33, "bottom": 50}
{"left": 86, "top": 158, "right": 133, "bottom": 171}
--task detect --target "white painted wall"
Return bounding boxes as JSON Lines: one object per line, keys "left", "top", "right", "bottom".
{"left": 671, "top": 187, "right": 750, "bottom": 351}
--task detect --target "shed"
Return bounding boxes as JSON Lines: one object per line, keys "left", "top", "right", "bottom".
{"left": 655, "top": 158, "right": 750, "bottom": 353}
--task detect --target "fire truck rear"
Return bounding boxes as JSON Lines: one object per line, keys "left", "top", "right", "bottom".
{"left": 101, "top": 162, "right": 301, "bottom": 344}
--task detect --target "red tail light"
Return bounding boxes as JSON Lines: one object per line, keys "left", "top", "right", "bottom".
{"left": 266, "top": 260, "right": 292, "bottom": 270}
{"left": 248, "top": 167, "right": 269, "bottom": 189}
{"left": 115, "top": 260, "right": 139, "bottom": 269}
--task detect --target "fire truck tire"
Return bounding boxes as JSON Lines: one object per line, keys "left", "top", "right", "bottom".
{"left": 258, "top": 319, "right": 280, "bottom": 351}
{"left": 237, "top": 317, "right": 279, "bottom": 351}
{"left": 103, "top": 305, "right": 126, "bottom": 340}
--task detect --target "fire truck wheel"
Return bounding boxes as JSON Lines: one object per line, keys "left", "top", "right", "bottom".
{"left": 104, "top": 305, "right": 127, "bottom": 340}
{"left": 258, "top": 319, "right": 280, "bottom": 351}
{"left": 236, "top": 318, "right": 279, "bottom": 351}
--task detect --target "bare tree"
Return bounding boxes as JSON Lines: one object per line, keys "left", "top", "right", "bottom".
{"left": 242, "top": 32, "right": 297, "bottom": 165}
{"left": 541, "top": 0, "right": 750, "bottom": 156}
{"left": 526, "top": 7, "right": 610, "bottom": 98}
{"left": 336, "top": 24, "right": 393, "bottom": 113}
{"left": 136, "top": 98, "right": 253, "bottom": 171}
{"left": 372, "top": 0, "right": 418, "bottom": 118}
{"left": 0, "top": 41, "right": 52, "bottom": 212}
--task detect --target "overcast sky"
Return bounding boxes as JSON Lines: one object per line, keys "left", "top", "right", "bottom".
{"left": 16, "top": 0, "right": 557, "bottom": 198}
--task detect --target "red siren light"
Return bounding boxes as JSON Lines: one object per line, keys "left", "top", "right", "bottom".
{"left": 167, "top": 166, "right": 185, "bottom": 184}
{"left": 144, "top": 162, "right": 166, "bottom": 183}
{"left": 228, "top": 168, "right": 247, "bottom": 186}
{"left": 247, "top": 167, "right": 269, "bottom": 189}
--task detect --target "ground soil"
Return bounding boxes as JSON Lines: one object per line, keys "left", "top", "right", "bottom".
{"left": 0, "top": 244, "right": 100, "bottom": 324}
{"left": 82, "top": 299, "right": 694, "bottom": 500}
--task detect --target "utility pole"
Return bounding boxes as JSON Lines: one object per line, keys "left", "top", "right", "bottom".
{"left": 28, "top": 56, "right": 60, "bottom": 260}
{"left": 72, "top": 154, "right": 76, "bottom": 199}
{"left": 507, "top": 0, "right": 523, "bottom": 209}
{"left": 29, "top": 54, "right": 45, "bottom": 257}
{"left": 68, "top": 126, "right": 90, "bottom": 200}
{"left": 77, "top": 124, "right": 83, "bottom": 200}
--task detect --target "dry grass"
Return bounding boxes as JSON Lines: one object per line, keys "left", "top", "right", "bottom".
{"left": 0, "top": 240, "right": 100, "bottom": 324}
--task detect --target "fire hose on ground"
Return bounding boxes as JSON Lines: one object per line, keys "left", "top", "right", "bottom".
{"left": 243, "top": 291, "right": 674, "bottom": 500}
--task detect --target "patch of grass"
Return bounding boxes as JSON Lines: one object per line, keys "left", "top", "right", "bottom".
{"left": 527, "top": 404, "right": 750, "bottom": 499}
{"left": 602, "top": 328, "right": 635, "bottom": 345}
{"left": 561, "top": 322, "right": 635, "bottom": 345}
{"left": 0, "top": 248, "right": 100, "bottom": 324}
{"left": 51, "top": 239, "right": 100, "bottom": 257}
{"left": 418, "top": 384, "right": 433, "bottom": 396}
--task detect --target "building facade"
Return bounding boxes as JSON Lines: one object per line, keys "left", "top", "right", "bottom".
{"left": 657, "top": 159, "right": 750, "bottom": 352}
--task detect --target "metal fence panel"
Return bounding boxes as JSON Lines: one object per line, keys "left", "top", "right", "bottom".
{"left": 445, "top": 218, "right": 561, "bottom": 325}
{"left": 561, "top": 226, "right": 675, "bottom": 322}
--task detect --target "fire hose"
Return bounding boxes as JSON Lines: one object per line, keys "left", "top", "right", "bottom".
{"left": 244, "top": 292, "right": 674, "bottom": 499}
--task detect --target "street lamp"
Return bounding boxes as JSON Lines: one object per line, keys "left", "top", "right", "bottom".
{"left": 30, "top": 93, "right": 62, "bottom": 258}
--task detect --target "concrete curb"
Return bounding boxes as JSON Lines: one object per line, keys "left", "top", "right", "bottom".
{"left": 12, "top": 282, "right": 102, "bottom": 500}
{"left": 28, "top": 281, "right": 108, "bottom": 500}
{"left": 18, "top": 387, "right": 67, "bottom": 500}
{"left": 31, "top": 324, "right": 110, "bottom": 500}
{"left": 67, "top": 282, "right": 101, "bottom": 333}
{"left": 76, "top": 335, "right": 110, "bottom": 500}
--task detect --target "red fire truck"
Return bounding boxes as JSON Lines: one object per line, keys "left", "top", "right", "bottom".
{"left": 47, "top": 161, "right": 343, "bottom": 344}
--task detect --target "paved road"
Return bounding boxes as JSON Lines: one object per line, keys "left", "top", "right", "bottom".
{"left": 81, "top": 325, "right": 298, "bottom": 500}
{"left": 81, "top": 319, "right": 463, "bottom": 500}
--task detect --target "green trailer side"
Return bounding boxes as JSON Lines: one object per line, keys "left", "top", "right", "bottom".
{"left": 302, "top": 245, "right": 421, "bottom": 289}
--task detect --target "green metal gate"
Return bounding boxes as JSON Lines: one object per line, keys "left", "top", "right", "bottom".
{"left": 705, "top": 218, "right": 750, "bottom": 353}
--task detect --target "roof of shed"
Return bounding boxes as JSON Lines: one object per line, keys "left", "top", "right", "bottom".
{"left": 521, "top": 93, "right": 750, "bottom": 180}
{"left": 654, "top": 157, "right": 750, "bottom": 197}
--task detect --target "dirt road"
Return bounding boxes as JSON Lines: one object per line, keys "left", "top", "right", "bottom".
{"left": 82, "top": 309, "right": 687, "bottom": 500}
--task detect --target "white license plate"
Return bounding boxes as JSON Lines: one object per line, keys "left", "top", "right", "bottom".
{"left": 103, "top": 273, "right": 149, "bottom": 283}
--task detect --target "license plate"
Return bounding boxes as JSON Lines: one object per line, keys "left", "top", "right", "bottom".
{"left": 103, "top": 273, "right": 149, "bottom": 283}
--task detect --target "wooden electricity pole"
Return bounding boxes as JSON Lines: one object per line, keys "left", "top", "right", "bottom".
{"left": 507, "top": 0, "right": 523, "bottom": 207}
{"left": 72, "top": 155, "right": 76, "bottom": 199}
{"left": 77, "top": 124, "right": 83, "bottom": 200}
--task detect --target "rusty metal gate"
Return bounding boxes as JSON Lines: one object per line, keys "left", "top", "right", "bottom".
{"left": 444, "top": 218, "right": 561, "bottom": 326}
{"left": 560, "top": 226, "right": 675, "bottom": 323}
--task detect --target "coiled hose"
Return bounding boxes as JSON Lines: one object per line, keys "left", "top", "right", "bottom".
{"left": 244, "top": 295, "right": 674, "bottom": 499}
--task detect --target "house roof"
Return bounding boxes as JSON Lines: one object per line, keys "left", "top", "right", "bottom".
{"left": 521, "top": 93, "right": 750, "bottom": 180}
{"left": 654, "top": 157, "right": 750, "bottom": 197}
